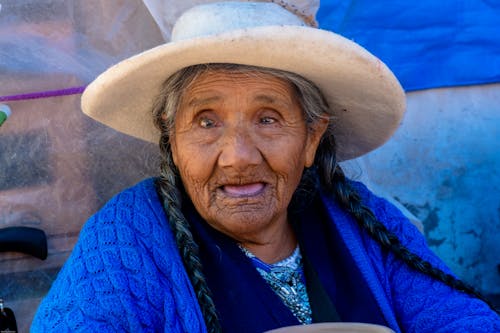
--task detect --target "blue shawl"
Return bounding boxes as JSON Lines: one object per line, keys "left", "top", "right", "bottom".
{"left": 31, "top": 178, "right": 500, "bottom": 332}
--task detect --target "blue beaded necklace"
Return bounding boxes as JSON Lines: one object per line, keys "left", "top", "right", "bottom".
{"left": 239, "top": 245, "right": 312, "bottom": 324}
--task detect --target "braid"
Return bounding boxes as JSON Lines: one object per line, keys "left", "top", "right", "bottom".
{"left": 152, "top": 69, "right": 221, "bottom": 332}
{"left": 155, "top": 149, "right": 222, "bottom": 333}
{"left": 315, "top": 143, "right": 498, "bottom": 313}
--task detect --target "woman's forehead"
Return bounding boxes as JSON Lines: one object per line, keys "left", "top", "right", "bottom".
{"left": 182, "top": 70, "right": 298, "bottom": 102}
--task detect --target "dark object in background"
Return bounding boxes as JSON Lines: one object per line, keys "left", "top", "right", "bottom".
{"left": 0, "top": 299, "right": 18, "bottom": 332}
{"left": 0, "top": 227, "right": 47, "bottom": 260}
{"left": 0, "top": 226, "right": 47, "bottom": 332}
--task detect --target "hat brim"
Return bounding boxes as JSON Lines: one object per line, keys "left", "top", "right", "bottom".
{"left": 81, "top": 25, "right": 405, "bottom": 161}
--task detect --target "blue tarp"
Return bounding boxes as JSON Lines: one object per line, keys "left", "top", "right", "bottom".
{"left": 317, "top": 1, "right": 500, "bottom": 91}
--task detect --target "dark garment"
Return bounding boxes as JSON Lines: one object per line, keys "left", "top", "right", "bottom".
{"left": 184, "top": 193, "right": 387, "bottom": 333}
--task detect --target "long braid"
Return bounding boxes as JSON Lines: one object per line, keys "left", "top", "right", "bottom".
{"left": 155, "top": 147, "right": 222, "bottom": 332}
{"left": 153, "top": 67, "right": 221, "bottom": 332}
{"left": 315, "top": 140, "right": 499, "bottom": 313}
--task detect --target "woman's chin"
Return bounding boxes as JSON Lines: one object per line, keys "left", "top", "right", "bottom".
{"left": 206, "top": 208, "right": 280, "bottom": 241}
{"left": 199, "top": 184, "right": 290, "bottom": 240}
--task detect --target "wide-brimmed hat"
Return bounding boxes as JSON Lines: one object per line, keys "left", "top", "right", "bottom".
{"left": 81, "top": 1, "right": 405, "bottom": 161}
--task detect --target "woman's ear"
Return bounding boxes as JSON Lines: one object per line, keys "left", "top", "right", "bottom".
{"left": 304, "top": 117, "right": 329, "bottom": 167}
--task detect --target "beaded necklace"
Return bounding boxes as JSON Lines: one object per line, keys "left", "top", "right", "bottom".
{"left": 239, "top": 245, "right": 312, "bottom": 324}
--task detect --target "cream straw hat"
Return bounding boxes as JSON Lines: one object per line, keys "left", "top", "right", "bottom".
{"left": 81, "top": 1, "right": 405, "bottom": 160}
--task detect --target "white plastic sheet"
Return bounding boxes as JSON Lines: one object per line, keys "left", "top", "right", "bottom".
{"left": 0, "top": 0, "right": 164, "bottom": 329}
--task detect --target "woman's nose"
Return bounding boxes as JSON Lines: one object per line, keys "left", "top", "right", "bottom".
{"left": 218, "top": 128, "right": 262, "bottom": 170}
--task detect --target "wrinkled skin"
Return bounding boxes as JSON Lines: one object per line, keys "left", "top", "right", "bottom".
{"left": 171, "top": 71, "right": 327, "bottom": 262}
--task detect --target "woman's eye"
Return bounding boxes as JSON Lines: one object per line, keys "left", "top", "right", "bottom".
{"left": 198, "top": 117, "right": 216, "bottom": 128}
{"left": 260, "top": 116, "right": 276, "bottom": 125}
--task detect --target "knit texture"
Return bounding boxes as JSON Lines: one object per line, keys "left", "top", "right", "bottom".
{"left": 31, "top": 178, "right": 500, "bottom": 332}
{"left": 31, "top": 178, "right": 206, "bottom": 333}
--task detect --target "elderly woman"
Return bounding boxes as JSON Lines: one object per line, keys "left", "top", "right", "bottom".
{"left": 32, "top": 1, "right": 499, "bottom": 332}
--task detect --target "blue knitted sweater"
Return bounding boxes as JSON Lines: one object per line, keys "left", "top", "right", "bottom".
{"left": 31, "top": 178, "right": 499, "bottom": 332}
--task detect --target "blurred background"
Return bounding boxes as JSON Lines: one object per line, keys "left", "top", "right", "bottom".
{"left": 0, "top": 0, "right": 498, "bottom": 330}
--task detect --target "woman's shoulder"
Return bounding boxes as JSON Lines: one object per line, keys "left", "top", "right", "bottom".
{"left": 344, "top": 180, "right": 403, "bottom": 222}
{"left": 76, "top": 177, "right": 170, "bottom": 263}
{"left": 94, "top": 177, "right": 162, "bottom": 220}
{"left": 84, "top": 178, "right": 166, "bottom": 235}
{"left": 32, "top": 178, "right": 203, "bottom": 331}
{"left": 346, "top": 179, "right": 422, "bottom": 233}
{"left": 76, "top": 177, "right": 179, "bottom": 277}
{"left": 334, "top": 179, "right": 432, "bottom": 262}
{"left": 342, "top": 179, "right": 458, "bottom": 280}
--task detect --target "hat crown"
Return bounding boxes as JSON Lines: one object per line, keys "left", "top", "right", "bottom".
{"left": 172, "top": 2, "right": 306, "bottom": 42}
{"left": 142, "top": 0, "right": 319, "bottom": 40}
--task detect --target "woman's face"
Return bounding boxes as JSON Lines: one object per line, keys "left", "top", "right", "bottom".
{"left": 170, "top": 70, "right": 327, "bottom": 244}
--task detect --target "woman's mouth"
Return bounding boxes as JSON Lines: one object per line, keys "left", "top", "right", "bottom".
{"left": 221, "top": 182, "right": 266, "bottom": 197}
